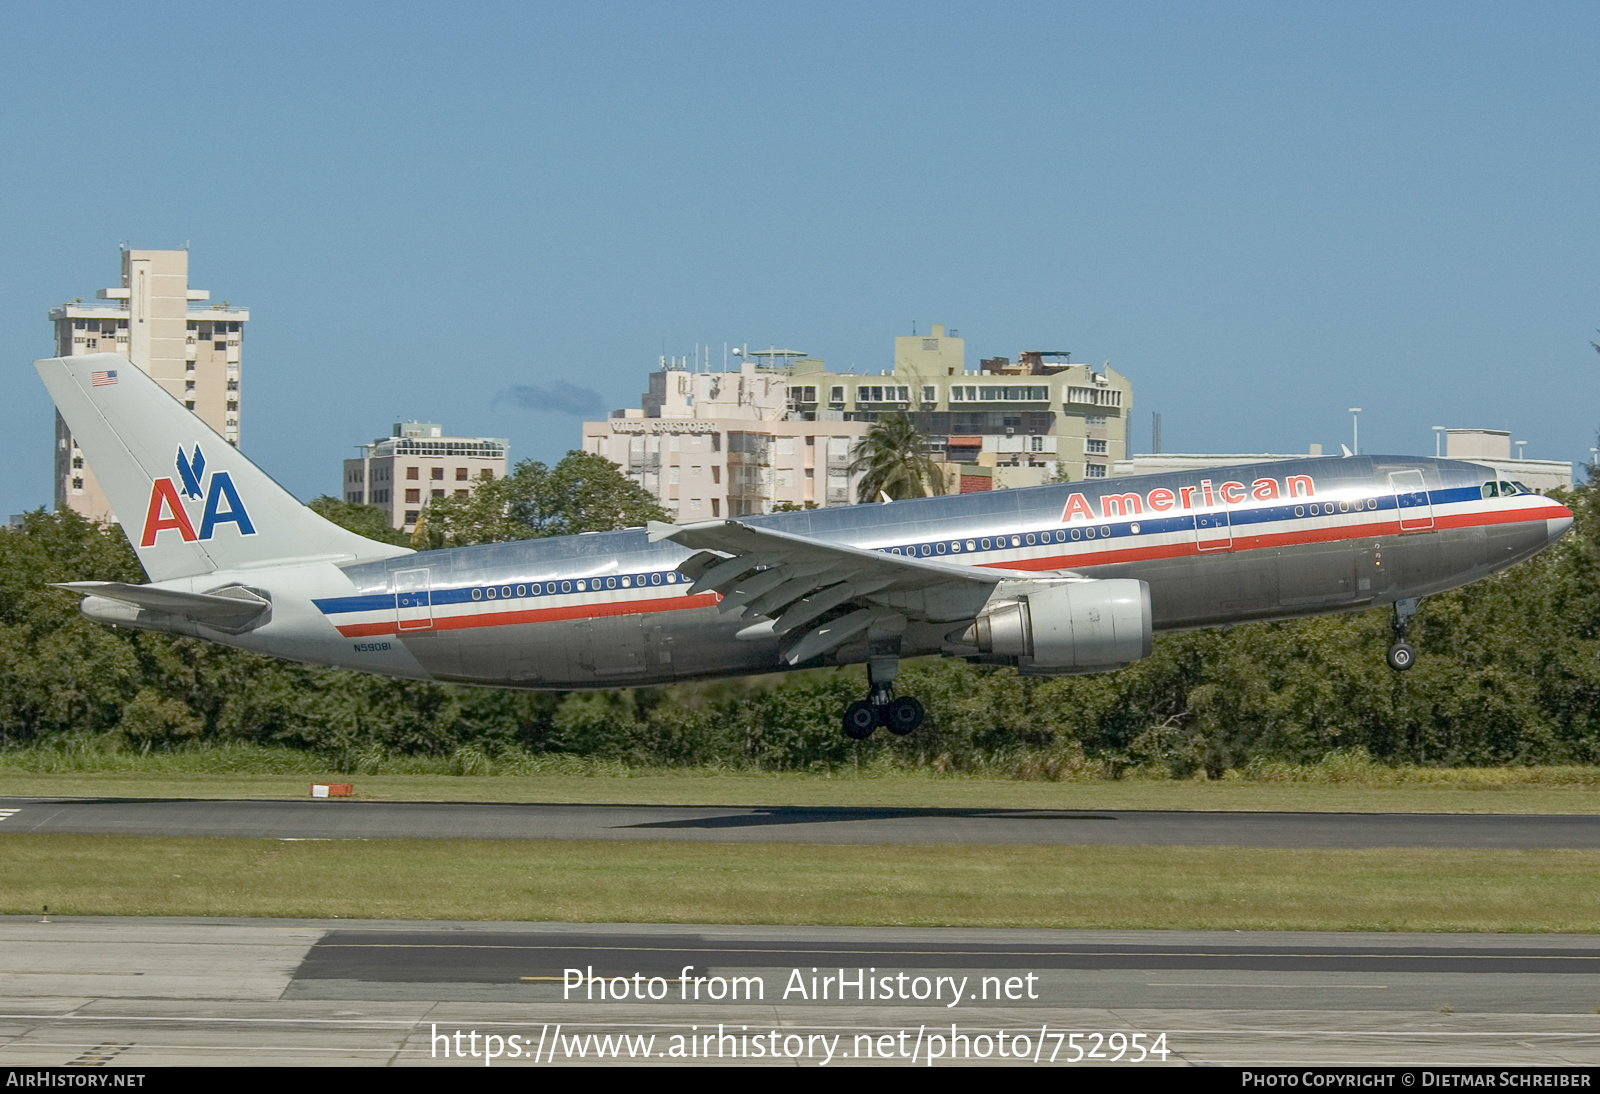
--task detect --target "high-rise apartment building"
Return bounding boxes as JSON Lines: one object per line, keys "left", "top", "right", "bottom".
{"left": 344, "top": 421, "right": 509, "bottom": 532}
{"left": 48, "top": 248, "right": 247, "bottom": 522}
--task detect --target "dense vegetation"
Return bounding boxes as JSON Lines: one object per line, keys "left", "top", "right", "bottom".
{"left": 2, "top": 455, "right": 1595, "bottom": 776}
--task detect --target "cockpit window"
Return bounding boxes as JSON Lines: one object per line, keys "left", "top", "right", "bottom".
{"left": 1512, "top": 481, "right": 1533, "bottom": 494}
{"left": 1500, "top": 481, "right": 1519, "bottom": 496}
{"left": 1481, "top": 481, "right": 1499, "bottom": 499}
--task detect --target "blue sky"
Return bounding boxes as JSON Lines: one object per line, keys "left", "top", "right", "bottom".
{"left": 1, "top": 2, "right": 1595, "bottom": 513}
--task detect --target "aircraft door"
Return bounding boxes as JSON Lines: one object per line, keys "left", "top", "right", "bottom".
{"left": 1390, "top": 470, "right": 1434, "bottom": 532}
{"left": 394, "top": 567, "right": 433, "bottom": 632}
{"left": 1195, "top": 508, "right": 1232, "bottom": 551}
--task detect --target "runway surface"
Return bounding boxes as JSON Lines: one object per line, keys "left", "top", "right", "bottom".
{"left": 4, "top": 795, "right": 1600, "bottom": 846}
{"left": 4, "top": 918, "right": 1600, "bottom": 1066}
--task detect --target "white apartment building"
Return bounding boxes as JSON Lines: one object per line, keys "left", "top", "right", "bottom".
{"left": 344, "top": 421, "right": 509, "bottom": 531}
{"left": 49, "top": 248, "right": 246, "bottom": 522}
{"left": 583, "top": 360, "right": 871, "bottom": 519}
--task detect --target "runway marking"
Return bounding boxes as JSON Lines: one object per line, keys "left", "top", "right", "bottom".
{"left": 10, "top": 1018, "right": 1600, "bottom": 1042}
{"left": 64, "top": 1042, "right": 132, "bottom": 1067}
{"left": 1145, "top": 982, "right": 1388, "bottom": 989}
{"left": 0, "top": 809, "right": 18, "bottom": 822}
{"left": 314, "top": 942, "right": 1600, "bottom": 963}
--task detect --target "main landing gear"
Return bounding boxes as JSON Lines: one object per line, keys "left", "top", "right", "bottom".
{"left": 1386, "top": 597, "right": 1420, "bottom": 671}
{"left": 842, "top": 657, "right": 926, "bottom": 739}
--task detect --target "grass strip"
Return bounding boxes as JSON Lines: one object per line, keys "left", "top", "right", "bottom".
{"left": 2, "top": 770, "right": 1599, "bottom": 813}
{"left": 4, "top": 835, "right": 1600, "bottom": 932}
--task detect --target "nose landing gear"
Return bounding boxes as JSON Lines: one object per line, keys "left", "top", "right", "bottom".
{"left": 1387, "top": 597, "right": 1420, "bottom": 671}
{"left": 841, "top": 657, "right": 927, "bottom": 739}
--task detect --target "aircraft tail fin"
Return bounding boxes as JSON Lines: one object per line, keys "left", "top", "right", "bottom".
{"left": 37, "top": 353, "right": 412, "bottom": 581}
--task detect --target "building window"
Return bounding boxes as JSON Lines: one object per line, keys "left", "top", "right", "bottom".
{"left": 184, "top": 400, "right": 195, "bottom": 410}
{"left": 455, "top": 489, "right": 469, "bottom": 498}
{"left": 404, "top": 510, "right": 419, "bottom": 524}
{"left": 1086, "top": 438, "right": 1108, "bottom": 455}
{"left": 406, "top": 489, "right": 421, "bottom": 503}
{"left": 406, "top": 467, "right": 419, "bottom": 480}
{"left": 431, "top": 467, "right": 444, "bottom": 480}
{"left": 480, "top": 468, "right": 493, "bottom": 479}
{"left": 226, "top": 400, "right": 238, "bottom": 411}
{"left": 72, "top": 477, "right": 84, "bottom": 490}
{"left": 432, "top": 489, "right": 444, "bottom": 499}
{"left": 922, "top": 385, "right": 937, "bottom": 403}
{"left": 829, "top": 386, "right": 844, "bottom": 403}
{"left": 1085, "top": 464, "right": 1107, "bottom": 478}
{"left": 455, "top": 467, "right": 468, "bottom": 480}
{"left": 214, "top": 341, "right": 226, "bottom": 351}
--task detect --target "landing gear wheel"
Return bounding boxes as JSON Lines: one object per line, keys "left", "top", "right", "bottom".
{"left": 884, "top": 696, "right": 925, "bottom": 736}
{"left": 1386, "top": 641, "right": 1415, "bottom": 671}
{"left": 843, "top": 701, "right": 878, "bottom": 739}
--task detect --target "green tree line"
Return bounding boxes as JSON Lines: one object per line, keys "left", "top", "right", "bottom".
{"left": 2, "top": 449, "right": 1596, "bottom": 774}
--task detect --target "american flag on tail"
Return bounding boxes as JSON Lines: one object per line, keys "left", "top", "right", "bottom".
{"left": 91, "top": 370, "right": 118, "bottom": 386}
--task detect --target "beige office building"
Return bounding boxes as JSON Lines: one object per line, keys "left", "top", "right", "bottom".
{"left": 584, "top": 324, "right": 1135, "bottom": 518}
{"left": 583, "top": 360, "right": 871, "bottom": 519}
{"left": 49, "top": 248, "right": 246, "bottom": 523}
{"left": 344, "top": 421, "right": 509, "bottom": 532}
{"left": 766, "top": 324, "right": 1133, "bottom": 487}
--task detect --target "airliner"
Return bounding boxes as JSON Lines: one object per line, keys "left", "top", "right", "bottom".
{"left": 40, "top": 353, "right": 1574, "bottom": 739}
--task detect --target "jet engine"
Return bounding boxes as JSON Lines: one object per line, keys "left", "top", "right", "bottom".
{"left": 963, "top": 579, "right": 1152, "bottom": 674}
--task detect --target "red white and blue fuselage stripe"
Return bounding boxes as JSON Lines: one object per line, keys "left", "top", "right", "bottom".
{"left": 312, "top": 479, "right": 1567, "bottom": 640}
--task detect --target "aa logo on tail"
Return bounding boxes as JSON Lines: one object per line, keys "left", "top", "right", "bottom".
{"left": 141, "top": 445, "right": 256, "bottom": 546}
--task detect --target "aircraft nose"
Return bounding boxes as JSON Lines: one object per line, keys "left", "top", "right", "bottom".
{"left": 1547, "top": 508, "right": 1575, "bottom": 543}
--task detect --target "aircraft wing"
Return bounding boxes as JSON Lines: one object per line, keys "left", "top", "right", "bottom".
{"left": 648, "top": 519, "right": 1017, "bottom": 665}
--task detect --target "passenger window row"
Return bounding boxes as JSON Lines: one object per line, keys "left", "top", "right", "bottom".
{"left": 880, "top": 527, "right": 1111, "bottom": 559}
{"left": 468, "top": 571, "right": 681, "bottom": 601}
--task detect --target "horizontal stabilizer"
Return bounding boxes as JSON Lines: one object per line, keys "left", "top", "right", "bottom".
{"left": 54, "top": 581, "right": 271, "bottom": 630}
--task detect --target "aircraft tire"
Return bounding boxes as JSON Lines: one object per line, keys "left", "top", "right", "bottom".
{"left": 843, "top": 701, "right": 879, "bottom": 739}
{"left": 885, "top": 696, "right": 924, "bottom": 736}
{"left": 1386, "top": 641, "right": 1416, "bottom": 671}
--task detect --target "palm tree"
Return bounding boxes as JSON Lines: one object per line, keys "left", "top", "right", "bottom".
{"left": 848, "top": 415, "right": 946, "bottom": 502}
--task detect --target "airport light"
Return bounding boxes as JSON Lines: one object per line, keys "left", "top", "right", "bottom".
{"left": 1516, "top": 440, "right": 1528, "bottom": 460}
{"left": 1432, "top": 426, "right": 1445, "bottom": 458}
{"left": 1348, "top": 409, "right": 1362, "bottom": 456}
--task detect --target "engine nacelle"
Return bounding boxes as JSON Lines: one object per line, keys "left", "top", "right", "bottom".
{"left": 967, "top": 579, "right": 1152, "bottom": 673}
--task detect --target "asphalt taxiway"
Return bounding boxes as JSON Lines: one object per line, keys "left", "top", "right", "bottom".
{"left": 5, "top": 796, "right": 1600, "bottom": 847}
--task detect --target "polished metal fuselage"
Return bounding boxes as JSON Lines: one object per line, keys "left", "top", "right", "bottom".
{"left": 297, "top": 455, "right": 1569, "bottom": 688}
